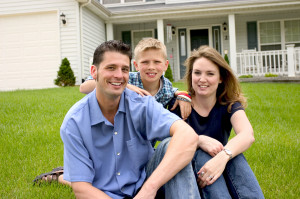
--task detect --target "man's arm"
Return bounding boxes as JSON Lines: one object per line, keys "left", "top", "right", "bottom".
{"left": 134, "top": 120, "right": 198, "bottom": 198}
{"left": 72, "top": 182, "right": 112, "bottom": 199}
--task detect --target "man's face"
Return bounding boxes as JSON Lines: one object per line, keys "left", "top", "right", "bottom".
{"left": 91, "top": 51, "right": 130, "bottom": 100}
{"left": 134, "top": 49, "right": 168, "bottom": 85}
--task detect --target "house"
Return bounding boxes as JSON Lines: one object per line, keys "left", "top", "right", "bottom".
{"left": 1, "top": 0, "right": 300, "bottom": 91}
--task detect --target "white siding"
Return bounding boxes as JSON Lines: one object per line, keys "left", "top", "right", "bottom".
{"left": 81, "top": 6, "right": 106, "bottom": 80}
{"left": 0, "top": 0, "right": 81, "bottom": 88}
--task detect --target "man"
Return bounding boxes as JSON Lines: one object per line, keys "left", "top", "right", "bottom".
{"left": 61, "top": 40, "right": 200, "bottom": 198}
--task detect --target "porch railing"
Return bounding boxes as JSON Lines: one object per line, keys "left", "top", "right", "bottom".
{"left": 236, "top": 45, "right": 300, "bottom": 77}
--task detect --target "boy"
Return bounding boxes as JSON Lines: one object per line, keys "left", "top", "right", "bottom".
{"left": 80, "top": 38, "right": 191, "bottom": 120}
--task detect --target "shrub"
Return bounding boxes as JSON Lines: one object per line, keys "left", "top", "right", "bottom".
{"left": 164, "top": 64, "right": 174, "bottom": 82}
{"left": 54, "top": 58, "right": 76, "bottom": 86}
{"left": 265, "top": 73, "right": 278, "bottom": 77}
{"left": 239, "top": 74, "right": 253, "bottom": 78}
{"left": 224, "top": 54, "right": 230, "bottom": 65}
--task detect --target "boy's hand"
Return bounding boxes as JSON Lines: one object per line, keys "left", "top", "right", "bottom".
{"left": 127, "top": 84, "right": 151, "bottom": 96}
{"left": 170, "top": 100, "right": 191, "bottom": 120}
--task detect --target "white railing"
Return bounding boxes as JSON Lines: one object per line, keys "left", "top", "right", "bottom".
{"left": 236, "top": 45, "right": 299, "bottom": 77}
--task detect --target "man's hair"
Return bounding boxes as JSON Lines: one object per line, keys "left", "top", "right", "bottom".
{"left": 134, "top": 38, "right": 167, "bottom": 61}
{"left": 93, "top": 40, "right": 132, "bottom": 68}
{"left": 184, "top": 45, "right": 247, "bottom": 112}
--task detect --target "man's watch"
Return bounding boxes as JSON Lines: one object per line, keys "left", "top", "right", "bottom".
{"left": 223, "top": 148, "right": 233, "bottom": 160}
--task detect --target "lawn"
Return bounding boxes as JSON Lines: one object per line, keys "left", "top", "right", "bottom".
{"left": 0, "top": 83, "right": 299, "bottom": 198}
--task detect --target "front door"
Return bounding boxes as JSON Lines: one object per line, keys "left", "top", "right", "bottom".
{"left": 190, "top": 29, "right": 209, "bottom": 51}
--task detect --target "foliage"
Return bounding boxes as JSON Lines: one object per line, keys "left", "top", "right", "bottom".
{"left": 164, "top": 64, "right": 174, "bottom": 82}
{"left": 265, "top": 73, "right": 278, "bottom": 77}
{"left": 224, "top": 53, "right": 230, "bottom": 65}
{"left": 239, "top": 74, "right": 253, "bottom": 78}
{"left": 54, "top": 58, "right": 76, "bottom": 87}
{"left": 1, "top": 83, "right": 299, "bottom": 198}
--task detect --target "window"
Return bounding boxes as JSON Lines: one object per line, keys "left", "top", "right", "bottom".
{"left": 259, "top": 21, "right": 281, "bottom": 51}
{"left": 285, "top": 19, "right": 300, "bottom": 47}
{"left": 103, "top": 0, "right": 120, "bottom": 4}
{"left": 132, "top": 30, "right": 154, "bottom": 49}
{"left": 259, "top": 19, "right": 300, "bottom": 50}
{"left": 125, "top": 0, "right": 142, "bottom": 2}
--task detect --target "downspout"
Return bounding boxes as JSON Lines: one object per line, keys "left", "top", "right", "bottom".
{"left": 79, "top": 0, "right": 91, "bottom": 83}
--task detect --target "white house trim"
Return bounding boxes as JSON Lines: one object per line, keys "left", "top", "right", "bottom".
{"left": 157, "top": 19, "right": 165, "bottom": 44}
{"left": 229, "top": 14, "right": 237, "bottom": 73}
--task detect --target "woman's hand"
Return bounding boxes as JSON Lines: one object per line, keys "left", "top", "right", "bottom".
{"left": 127, "top": 84, "right": 151, "bottom": 96}
{"left": 198, "top": 135, "right": 224, "bottom": 157}
{"left": 196, "top": 151, "right": 229, "bottom": 188}
{"left": 170, "top": 100, "right": 191, "bottom": 120}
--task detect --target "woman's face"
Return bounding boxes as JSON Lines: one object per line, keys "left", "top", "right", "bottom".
{"left": 191, "top": 57, "right": 222, "bottom": 98}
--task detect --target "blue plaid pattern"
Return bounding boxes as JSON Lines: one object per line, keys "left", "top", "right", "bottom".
{"left": 129, "top": 72, "right": 177, "bottom": 107}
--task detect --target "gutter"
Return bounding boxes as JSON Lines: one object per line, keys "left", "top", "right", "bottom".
{"left": 78, "top": 0, "right": 91, "bottom": 83}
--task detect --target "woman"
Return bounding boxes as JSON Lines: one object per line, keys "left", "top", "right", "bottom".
{"left": 173, "top": 46, "right": 264, "bottom": 198}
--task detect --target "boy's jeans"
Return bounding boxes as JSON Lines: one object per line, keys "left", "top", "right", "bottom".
{"left": 193, "top": 149, "right": 265, "bottom": 199}
{"left": 145, "top": 138, "right": 201, "bottom": 199}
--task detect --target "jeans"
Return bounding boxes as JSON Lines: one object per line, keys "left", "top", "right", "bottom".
{"left": 193, "top": 149, "right": 265, "bottom": 199}
{"left": 145, "top": 138, "right": 201, "bottom": 199}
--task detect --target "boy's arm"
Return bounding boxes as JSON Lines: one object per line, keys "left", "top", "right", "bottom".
{"left": 170, "top": 91, "right": 192, "bottom": 120}
{"left": 134, "top": 120, "right": 198, "bottom": 198}
{"left": 127, "top": 84, "right": 151, "bottom": 96}
{"left": 79, "top": 79, "right": 96, "bottom": 94}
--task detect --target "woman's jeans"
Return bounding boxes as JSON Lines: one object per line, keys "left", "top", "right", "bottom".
{"left": 193, "top": 149, "right": 265, "bottom": 199}
{"left": 145, "top": 138, "right": 201, "bottom": 199}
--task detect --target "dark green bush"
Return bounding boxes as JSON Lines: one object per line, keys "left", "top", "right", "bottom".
{"left": 164, "top": 64, "right": 174, "bottom": 82}
{"left": 54, "top": 58, "right": 76, "bottom": 87}
{"left": 239, "top": 74, "right": 253, "bottom": 78}
{"left": 265, "top": 73, "right": 278, "bottom": 77}
{"left": 224, "top": 54, "right": 230, "bottom": 65}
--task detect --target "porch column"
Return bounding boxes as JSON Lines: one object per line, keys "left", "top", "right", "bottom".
{"left": 157, "top": 19, "right": 164, "bottom": 44}
{"left": 286, "top": 44, "right": 295, "bottom": 77}
{"left": 106, "top": 23, "right": 114, "bottom": 41}
{"left": 228, "top": 14, "right": 237, "bottom": 73}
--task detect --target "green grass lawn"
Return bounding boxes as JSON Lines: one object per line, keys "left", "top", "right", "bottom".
{"left": 0, "top": 83, "right": 299, "bottom": 198}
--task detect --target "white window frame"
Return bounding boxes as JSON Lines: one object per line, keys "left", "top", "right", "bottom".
{"left": 257, "top": 18, "right": 300, "bottom": 51}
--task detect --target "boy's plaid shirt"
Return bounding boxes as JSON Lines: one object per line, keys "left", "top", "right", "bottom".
{"left": 129, "top": 72, "right": 177, "bottom": 107}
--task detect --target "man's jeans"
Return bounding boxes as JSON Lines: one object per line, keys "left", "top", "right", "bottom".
{"left": 145, "top": 138, "right": 201, "bottom": 199}
{"left": 193, "top": 149, "right": 265, "bottom": 199}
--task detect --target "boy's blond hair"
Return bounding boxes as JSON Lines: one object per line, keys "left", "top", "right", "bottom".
{"left": 134, "top": 38, "right": 167, "bottom": 61}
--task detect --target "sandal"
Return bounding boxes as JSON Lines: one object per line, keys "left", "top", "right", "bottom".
{"left": 33, "top": 166, "right": 64, "bottom": 185}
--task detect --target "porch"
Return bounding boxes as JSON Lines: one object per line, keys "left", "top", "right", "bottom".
{"left": 236, "top": 45, "right": 300, "bottom": 77}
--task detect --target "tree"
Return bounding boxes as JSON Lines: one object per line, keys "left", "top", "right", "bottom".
{"left": 164, "top": 64, "right": 174, "bottom": 82}
{"left": 54, "top": 58, "right": 76, "bottom": 87}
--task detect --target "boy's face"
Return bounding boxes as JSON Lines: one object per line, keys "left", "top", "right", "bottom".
{"left": 91, "top": 51, "right": 130, "bottom": 100}
{"left": 134, "top": 49, "right": 169, "bottom": 85}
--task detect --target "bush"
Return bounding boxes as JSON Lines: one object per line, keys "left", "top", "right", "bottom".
{"left": 54, "top": 58, "right": 76, "bottom": 87}
{"left": 224, "top": 54, "right": 230, "bottom": 65}
{"left": 239, "top": 74, "right": 253, "bottom": 78}
{"left": 164, "top": 64, "right": 174, "bottom": 82}
{"left": 265, "top": 73, "right": 278, "bottom": 77}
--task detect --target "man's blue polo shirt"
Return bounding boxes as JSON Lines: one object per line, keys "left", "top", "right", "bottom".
{"left": 61, "top": 88, "right": 180, "bottom": 198}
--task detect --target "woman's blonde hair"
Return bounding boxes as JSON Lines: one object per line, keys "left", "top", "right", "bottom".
{"left": 134, "top": 38, "right": 167, "bottom": 61}
{"left": 184, "top": 45, "right": 247, "bottom": 111}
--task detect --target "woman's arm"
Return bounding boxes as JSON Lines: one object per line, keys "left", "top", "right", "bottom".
{"left": 197, "top": 110, "right": 255, "bottom": 188}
